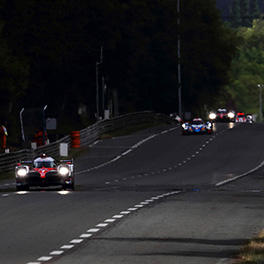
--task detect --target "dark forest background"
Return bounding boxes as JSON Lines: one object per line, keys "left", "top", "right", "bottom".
{"left": 0, "top": 0, "right": 238, "bottom": 145}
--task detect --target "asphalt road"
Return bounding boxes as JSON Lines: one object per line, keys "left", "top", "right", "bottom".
{"left": 1, "top": 122, "right": 264, "bottom": 264}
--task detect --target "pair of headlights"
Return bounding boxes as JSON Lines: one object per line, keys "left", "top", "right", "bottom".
{"left": 209, "top": 112, "right": 235, "bottom": 120}
{"left": 16, "top": 165, "right": 71, "bottom": 177}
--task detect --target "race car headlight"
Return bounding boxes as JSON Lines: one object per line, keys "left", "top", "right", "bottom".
{"left": 16, "top": 168, "right": 28, "bottom": 177}
{"left": 228, "top": 112, "right": 235, "bottom": 119}
{"left": 58, "top": 166, "right": 70, "bottom": 176}
{"left": 209, "top": 113, "right": 216, "bottom": 120}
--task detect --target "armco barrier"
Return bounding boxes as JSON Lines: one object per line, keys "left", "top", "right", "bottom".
{"left": 0, "top": 111, "right": 172, "bottom": 172}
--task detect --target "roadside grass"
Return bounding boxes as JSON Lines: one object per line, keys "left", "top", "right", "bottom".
{"left": 236, "top": 230, "right": 264, "bottom": 263}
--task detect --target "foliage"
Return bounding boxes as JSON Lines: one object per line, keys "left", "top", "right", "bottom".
{"left": 0, "top": 0, "right": 237, "bottom": 146}
{"left": 223, "top": 19, "right": 264, "bottom": 115}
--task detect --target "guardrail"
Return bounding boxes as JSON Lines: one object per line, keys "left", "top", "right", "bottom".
{"left": 0, "top": 111, "right": 172, "bottom": 172}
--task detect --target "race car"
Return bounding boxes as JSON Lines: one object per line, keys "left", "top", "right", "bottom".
{"left": 15, "top": 154, "right": 74, "bottom": 191}
{"left": 235, "top": 112, "right": 247, "bottom": 123}
{"left": 209, "top": 108, "right": 235, "bottom": 122}
{"left": 182, "top": 118, "right": 213, "bottom": 135}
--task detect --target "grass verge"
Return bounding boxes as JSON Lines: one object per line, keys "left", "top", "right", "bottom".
{"left": 236, "top": 230, "right": 264, "bottom": 263}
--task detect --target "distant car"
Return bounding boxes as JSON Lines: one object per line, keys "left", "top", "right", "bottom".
{"left": 235, "top": 112, "right": 247, "bottom": 123}
{"left": 246, "top": 114, "right": 254, "bottom": 123}
{"left": 182, "top": 118, "right": 213, "bottom": 135}
{"left": 15, "top": 154, "right": 74, "bottom": 191}
{"left": 169, "top": 113, "right": 182, "bottom": 123}
{"left": 209, "top": 108, "right": 235, "bottom": 122}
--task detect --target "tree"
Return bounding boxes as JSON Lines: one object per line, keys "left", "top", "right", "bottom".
{"left": 240, "top": 0, "right": 251, "bottom": 27}
{"left": 250, "top": 0, "right": 260, "bottom": 20}
{"left": 231, "top": 0, "right": 241, "bottom": 27}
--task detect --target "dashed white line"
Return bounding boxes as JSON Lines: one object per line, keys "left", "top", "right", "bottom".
{"left": 80, "top": 234, "right": 93, "bottom": 238}
{"left": 37, "top": 256, "right": 53, "bottom": 262}
{"left": 134, "top": 204, "right": 144, "bottom": 208}
{"left": 105, "top": 219, "right": 116, "bottom": 222}
{"left": 50, "top": 251, "right": 64, "bottom": 256}
{"left": 70, "top": 239, "right": 83, "bottom": 244}
{"left": 112, "top": 215, "right": 124, "bottom": 218}
{"left": 96, "top": 223, "right": 108, "bottom": 227}
{"left": 128, "top": 207, "right": 138, "bottom": 211}
{"left": 60, "top": 245, "right": 74, "bottom": 249}
{"left": 120, "top": 211, "right": 130, "bottom": 214}
{"left": 87, "top": 228, "right": 100, "bottom": 233}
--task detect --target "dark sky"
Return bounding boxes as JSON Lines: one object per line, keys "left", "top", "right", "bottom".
{"left": 216, "top": 0, "right": 264, "bottom": 19}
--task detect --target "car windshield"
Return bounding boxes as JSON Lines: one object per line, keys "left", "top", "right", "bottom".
{"left": 217, "top": 110, "right": 227, "bottom": 113}
{"left": 34, "top": 161, "right": 55, "bottom": 168}
{"left": 192, "top": 121, "right": 203, "bottom": 125}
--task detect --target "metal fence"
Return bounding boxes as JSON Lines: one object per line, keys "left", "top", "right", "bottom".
{"left": 0, "top": 111, "right": 171, "bottom": 172}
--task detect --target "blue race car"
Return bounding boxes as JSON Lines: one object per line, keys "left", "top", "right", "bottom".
{"left": 182, "top": 118, "right": 212, "bottom": 135}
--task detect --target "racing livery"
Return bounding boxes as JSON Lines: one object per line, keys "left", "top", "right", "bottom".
{"left": 235, "top": 112, "right": 247, "bottom": 123}
{"left": 182, "top": 118, "right": 213, "bottom": 135}
{"left": 209, "top": 108, "right": 235, "bottom": 122}
{"left": 15, "top": 154, "right": 74, "bottom": 191}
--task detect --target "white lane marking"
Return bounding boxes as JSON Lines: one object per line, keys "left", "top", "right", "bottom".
{"left": 192, "top": 155, "right": 195, "bottom": 157}
{"left": 122, "top": 178, "right": 127, "bottom": 180}
{"left": 216, "top": 160, "right": 264, "bottom": 187}
{"left": 120, "top": 211, "right": 130, "bottom": 214}
{"left": 70, "top": 239, "right": 83, "bottom": 244}
{"left": 87, "top": 228, "right": 100, "bottom": 233}
{"left": 2, "top": 194, "right": 9, "bottom": 197}
{"left": 76, "top": 126, "right": 180, "bottom": 175}
{"left": 50, "top": 251, "right": 64, "bottom": 256}
{"left": 140, "top": 202, "right": 149, "bottom": 205}
{"left": 196, "top": 151, "right": 199, "bottom": 154}
{"left": 89, "top": 140, "right": 100, "bottom": 147}
{"left": 61, "top": 245, "right": 74, "bottom": 249}
{"left": 28, "top": 190, "right": 183, "bottom": 264}
{"left": 96, "top": 223, "right": 108, "bottom": 227}
{"left": 122, "top": 149, "right": 132, "bottom": 156}
{"left": 105, "top": 219, "right": 116, "bottom": 222}
{"left": 38, "top": 256, "right": 53, "bottom": 261}
{"left": 128, "top": 207, "right": 138, "bottom": 211}
{"left": 135, "top": 204, "right": 144, "bottom": 208}
{"left": 161, "top": 130, "right": 168, "bottom": 134}
{"left": 80, "top": 234, "right": 93, "bottom": 238}
{"left": 105, "top": 182, "right": 110, "bottom": 184}
{"left": 146, "top": 199, "right": 154, "bottom": 202}
{"left": 112, "top": 215, "right": 124, "bottom": 218}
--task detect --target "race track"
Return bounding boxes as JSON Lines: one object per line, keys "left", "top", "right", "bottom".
{"left": 1, "top": 122, "right": 264, "bottom": 264}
